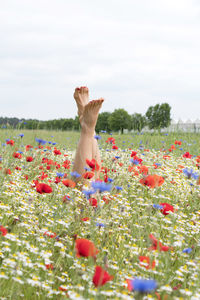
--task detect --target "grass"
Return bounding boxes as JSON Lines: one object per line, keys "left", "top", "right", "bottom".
{"left": 0, "top": 129, "right": 200, "bottom": 299}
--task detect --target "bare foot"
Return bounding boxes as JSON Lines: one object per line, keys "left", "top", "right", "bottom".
{"left": 74, "top": 86, "right": 89, "bottom": 118}
{"left": 81, "top": 98, "right": 104, "bottom": 135}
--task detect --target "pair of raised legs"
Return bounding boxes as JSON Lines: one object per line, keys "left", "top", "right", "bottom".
{"left": 72, "top": 87, "right": 104, "bottom": 180}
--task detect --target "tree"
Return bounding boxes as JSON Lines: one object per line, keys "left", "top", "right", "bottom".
{"left": 145, "top": 103, "right": 171, "bottom": 130}
{"left": 131, "top": 113, "right": 146, "bottom": 132}
{"left": 96, "top": 112, "right": 111, "bottom": 133}
{"left": 108, "top": 109, "right": 132, "bottom": 134}
{"left": 62, "top": 118, "right": 75, "bottom": 131}
{"left": 73, "top": 116, "right": 80, "bottom": 131}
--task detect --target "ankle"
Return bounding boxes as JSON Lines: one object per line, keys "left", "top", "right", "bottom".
{"left": 81, "top": 127, "right": 95, "bottom": 137}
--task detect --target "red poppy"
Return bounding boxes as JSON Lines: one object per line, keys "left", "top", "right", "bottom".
{"left": 140, "top": 174, "right": 164, "bottom": 188}
{"left": 15, "top": 166, "right": 21, "bottom": 171}
{"left": 81, "top": 217, "right": 90, "bottom": 221}
{"left": 45, "top": 264, "right": 54, "bottom": 270}
{"left": 93, "top": 266, "right": 113, "bottom": 287}
{"left": 38, "top": 172, "right": 48, "bottom": 180}
{"left": 62, "top": 179, "right": 76, "bottom": 188}
{"left": 138, "top": 165, "right": 148, "bottom": 175}
{"left": 106, "top": 137, "right": 115, "bottom": 144}
{"left": 112, "top": 145, "right": 118, "bottom": 150}
{"left": 62, "top": 160, "right": 71, "bottom": 169}
{"left": 26, "top": 144, "right": 33, "bottom": 151}
{"left": 54, "top": 148, "right": 61, "bottom": 155}
{"left": 43, "top": 231, "right": 57, "bottom": 238}
{"left": 102, "top": 195, "right": 113, "bottom": 204}
{"left": 26, "top": 156, "right": 33, "bottom": 162}
{"left": 59, "top": 286, "right": 68, "bottom": 292}
{"left": 4, "top": 168, "right": 11, "bottom": 175}
{"left": 86, "top": 158, "right": 100, "bottom": 171}
{"left": 139, "top": 256, "right": 156, "bottom": 269}
{"left": 24, "top": 175, "right": 28, "bottom": 180}
{"left": 83, "top": 171, "right": 94, "bottom": 179}
{"left": 0, "top": 225, "right": 8, "bottom": 236}
{"left": 62, "top": 195, "right": 71, "bottom": 203}
{"left": 36, "top": 183, "right": 53, "bottom": 194}
{"left": 75, "top": 238, "right": 99, "bottom": 258}
{"left": 183, "top": 152, "right": 192, "bottom": 158}
{"left": 149, "top": 234, "right": 170, "bottom": 252}
{"left": 6, "top": 139, "right": 14, "bottom": 146}
{"left": 163, "top": 155, "right": 171, "bottom": 160}
{"left": 104, "top": 174, "right": 108, "bottom": 182}
{"left": 160, "top": 202, "right": 174, "bottom": 215}
{"left": 89, "top": 198, "right": 98, "bottom": 207}
{"left": 131, "top": 151, "right": 137, "bottom": 157}
{"left": 175, "top": 140, "right": 182, "bottom": 145}
{"left": 55, "top": 177, "right": 61, "bottom": 184}
{"left": 13, "top": 152, "right": 22, "bottom": 159}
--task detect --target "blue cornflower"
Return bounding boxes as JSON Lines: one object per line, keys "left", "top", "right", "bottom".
{"left": 91, "top": 181, "right": 112, "bottom": 193}
{"left": 153, "top": 204, "right": 164, "bottom": 209}
{"left": 56, "top": 172, "right": 64, "bottom": 178}
{"left": 115, "top": 156, "right": 120, "bottom": 159}
{"left": 94, "top": 135, "right": 101, "bottom": 140}
{"left": 0, "top": 157, "right": 2, "bottom": 162}
{"left": 23, "top": 122, "right": 27, "bottom": 125}
{"left": 130, "top": 159, "right": 140, "bottom": 165}
{"left": 101, "top": 130, "right": 107, "bottom": 133}
{"left": 154, "top": 163, "right": 161, "bottom": 167}
{"left": 84, "top": 167, "right": 90, "bottom": 171}
{"left": 96, "top": 222, "right": 106, "bottom": 227}
{"left": 182, "top": 248, "right": 192, "bottom": 254}
{"left": 82, "top": 189, "right": 95, "bottom": 200}
{"left": 52, "top": 142, "right": 57, "bottom": 145}
{"left": 2, "top": 143, "right": 6, "bottom": 147}
{"left": 18, "top": 151, "right": 23, "bottom": 154}
{"left": 128, "top": 278, "right": 157, "bottom": 293}
{"left": 35, "top": 138, "right": 47, "bottom": 145}
{"left": 115, "top": 186, "right": 123, "bottom": 191}
{"left": 107, "top": 178, "right": 113, "bottom": 183}
{"left": 19, "top": 133, "right": 24, "bottom": 138}
{"left": 2, "top": 125, "right": 6, "bottom": 129}
{"left": 70, "top": 171, "right": 81, "bottom": 178}
{"left": 183, "top": 168, "right": 199, "bottom": 179}
{"left": 48, "top": 141, "right": 52, "bottom": 144}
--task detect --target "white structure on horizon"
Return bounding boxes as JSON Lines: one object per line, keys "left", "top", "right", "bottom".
{"left": 168, "top": 119, "right": 200, "bottom": 132}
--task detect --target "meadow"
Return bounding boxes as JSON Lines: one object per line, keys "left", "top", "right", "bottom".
{"left": 0, "top": 129, "right": 200, "bottom": 300}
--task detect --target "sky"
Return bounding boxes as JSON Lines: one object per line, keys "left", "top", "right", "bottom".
{"left": 0, "top": 0, "right": 200, "bottom": 121}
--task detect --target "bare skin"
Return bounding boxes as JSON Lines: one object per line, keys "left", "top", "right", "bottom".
{"left": 73, "top": 86, "right": 89, "bottom": 121}
{"left": 73, "top": 87, "right": 104, "bottom": 180}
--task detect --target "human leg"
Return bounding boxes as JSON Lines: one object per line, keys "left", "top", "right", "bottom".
{"left": 73, "top": 87, "right": 104, "bottom": 179}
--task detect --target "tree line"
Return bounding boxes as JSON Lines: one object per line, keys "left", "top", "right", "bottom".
{"left": 1, "top": 103, "right": 171, "bottom": 133}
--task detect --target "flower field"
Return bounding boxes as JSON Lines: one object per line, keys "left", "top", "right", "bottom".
{"left": 0, "top": 129, "right": 200, "bottom": 300}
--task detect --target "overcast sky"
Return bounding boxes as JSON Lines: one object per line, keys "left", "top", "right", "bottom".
{"left": 1, "top": 0, "right": 200, "bottom": 121}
